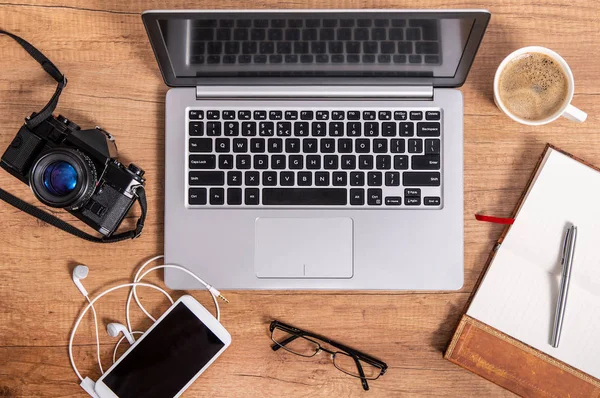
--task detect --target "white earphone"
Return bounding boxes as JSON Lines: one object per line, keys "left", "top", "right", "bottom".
{"left": 73, "top": 265, "right": 89, "bottom": 296}
{"left": 69, "top": 255, "right": 226, "bottom": 397}
{"left": 106, "top": 323, "right": 135, "bottom": 345}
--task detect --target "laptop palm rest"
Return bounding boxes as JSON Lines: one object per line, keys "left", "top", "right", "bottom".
{"left": 255, "top": 218, "right": 353, "bottom": 279}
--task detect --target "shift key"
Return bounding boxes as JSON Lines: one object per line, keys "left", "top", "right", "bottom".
{"left": 189, "top": 171, "right": 224, "bottom": 186}
{"left": 403, "top": 172, "right": 441, "bottom": 186}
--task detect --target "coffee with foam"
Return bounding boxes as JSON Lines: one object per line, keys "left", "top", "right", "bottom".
{"left": 498, "top": 52, "right": 569, "bottom": 121}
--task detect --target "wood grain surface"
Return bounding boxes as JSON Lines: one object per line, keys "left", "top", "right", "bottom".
{"left": 0, "top": 1, "right": 598, "bottom": 397}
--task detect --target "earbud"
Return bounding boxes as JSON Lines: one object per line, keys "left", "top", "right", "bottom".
{"left": 73, "top": 265, "right": 89, "bottom": 297}
{"left": 107, "top": 322, "right": 135, "bottom": 345}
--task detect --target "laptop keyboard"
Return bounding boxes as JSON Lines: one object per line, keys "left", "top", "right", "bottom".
{"left": 187, "top": 107, "right": 442, "bottom": 208}
{"left": 190, "top": 17, "right": 441, "bottom": 66}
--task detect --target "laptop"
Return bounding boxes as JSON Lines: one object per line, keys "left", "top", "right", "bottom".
{"left": 142, "top": 9, "right": 490, "bottom": 290}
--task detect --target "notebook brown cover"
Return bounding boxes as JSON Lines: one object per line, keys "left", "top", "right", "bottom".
{"left": 445, "top": 144, "right": 600, "bottom": 397}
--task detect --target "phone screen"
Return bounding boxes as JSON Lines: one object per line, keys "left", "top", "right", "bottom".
{"left": 102, "top": 302, "right": 225, "bottom": 397}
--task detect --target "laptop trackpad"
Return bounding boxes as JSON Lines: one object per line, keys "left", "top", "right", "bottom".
{"left": 255, "top": 218, "right": 353, "bottom": 279}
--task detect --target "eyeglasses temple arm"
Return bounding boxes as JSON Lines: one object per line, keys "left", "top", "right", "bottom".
{"left": 353, "top": 356, "right": 369, "bottom": 391}
{"left": 271, "top": 333, "right": 301, "bottom": 351}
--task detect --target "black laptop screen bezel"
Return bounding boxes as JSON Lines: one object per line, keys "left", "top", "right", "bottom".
{"left": 142, "top": 9, "right": 490, "bottom": 88}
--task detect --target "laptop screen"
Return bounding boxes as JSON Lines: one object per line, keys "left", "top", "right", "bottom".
{"left": 143, "top": 11, "right": 490, "bottom": 87}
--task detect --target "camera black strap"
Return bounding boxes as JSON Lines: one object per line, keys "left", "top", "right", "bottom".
{"left": 0, "top": 185, "right": 147, "bottom": 243}
{"left": 0, "top": 30, "right": 66, "bottom": 129}
{"left": 0, "top": 30, "right": 147, "bottom": 243}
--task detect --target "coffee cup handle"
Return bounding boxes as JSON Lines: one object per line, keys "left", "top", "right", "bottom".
{"left": 563, "top": 104, "right": 587, "bottom": 122}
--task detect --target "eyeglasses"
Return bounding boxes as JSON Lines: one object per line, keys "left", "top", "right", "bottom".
{"left": 269, "top": 320, "right": 387, "bottom": 391}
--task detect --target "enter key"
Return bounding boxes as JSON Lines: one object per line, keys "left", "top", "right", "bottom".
{"left": 411, "top": 155, "right": 441, "bottom": 170}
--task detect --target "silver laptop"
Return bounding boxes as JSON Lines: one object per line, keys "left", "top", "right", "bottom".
{"left": 142, "top": 9, "right": 490, "bottom": 290}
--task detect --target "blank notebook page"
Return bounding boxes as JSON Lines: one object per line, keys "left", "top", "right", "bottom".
{"left": 468, "top": 148, "right": 600, "bottom": 379}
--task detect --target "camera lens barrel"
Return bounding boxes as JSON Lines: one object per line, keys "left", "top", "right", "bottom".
{"left": 29, "top": 148, "right": 97, "bottom": 210}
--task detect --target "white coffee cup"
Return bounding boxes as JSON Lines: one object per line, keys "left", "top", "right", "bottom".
{"left": 493, "top": 46, "right": 587, "bottom": 125}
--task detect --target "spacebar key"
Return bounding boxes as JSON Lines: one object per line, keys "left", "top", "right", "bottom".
{"left": 263, "top": 188, "right": 347, "bottom": 205}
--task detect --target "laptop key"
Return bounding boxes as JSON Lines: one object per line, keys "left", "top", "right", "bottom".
{"left": 238, "top": 110, "right": 252, "bottom": 120}
{"left": 367, "top": 189, "right": 383, "bottom": 205}
{"left": 356, "top": 139, "right": 370, "bottom": 153}
{"left": 333, "top": 172, "right": 347, "bottom": 186}
{"left": 251, "top": 138, "right": 266, "bottom": 153}
{"left": 189, "top": 122, "right": 204, "bottom": 136}
{"left": 254, "top": 155, "right": 269, "bottom": 169}
{"left": 382, "top": 122, "right": 396, "bottom": 137}
{"left": 350, "top": 189, "right": 365, "bottom": 205}
{"left": 393, "top": 155, "right": 409, "bottom": 170}
{"left": 280, "top": 171, "right": 295, "bottom": 186}
{"left": 210, "top": 188, "right": 225, "bottom": 205}
{"left": 262, "top": 171, "right": 277, "bottom": 186}
{"left": 285, "top": 110, "right": 298, "bottom": 120}
{"left": 268, "top": 138, "right": 283, "bottom": 153}
{"left": 347, "top": 122, "right": 361, "bottom": 137}
{"left": 368, "top": 172, "right": 382, "bottom": 186}
{"left": 269, "top": 111, "right": 283, "bottom": 120}
{"left": 294, "top": 122, "right": 309, "bottom": 137}
{"left": 425, "top": 111, "right": 441, "bottom": 120}
{"left": 227, "top": 188, "right": 242, "bottom": 205}
{"left": 236, "top": 155, "right": 251, "bottom": 169}
{"left": 410, "top": 111, "right": 423, "bottom": 120}
{"left": 425, "top": 139, "right": 440, "bottom": 155}
{"left": 391, "top": 139, "right": 405, "bottom": 153}
{"left": 347, "top": 110, "right": 360, "bottom": 120}
{"left": 189, "top": 138, "right": 212, "bottom": 153}
{"left": 272, "top": 155, "right": 286, "bottom": 169}
{"left": 245, "top": 171, "right": 259, "bottom": 186}
{"left": 242, "top": 121, "right": 257, "bottom": 136}
{"left": 289, "top": 155, "right": 303, "bottom": 169}
{"left": 224, "top": 122, "right": 239, "bottom": 136}
{"left": 277, "top": 122, "right": 292, "bottom": 136}
{"left": 408, "top": 139, "right": 423, "bottom": 153}
{"left": 373, "top": 139, "right": 387, "bottom": 153}
{"left": 189, "top": 110, "right": 204, "bottom": 120}
{"left": 385, "top": 172, "right": 400, "bottom": 186}
{"left": 394, "top": 111, "right": 408, "bottom": 120}
{"left": 329, "top": 122, "right": 344, "bottom": 137}
{"left": 215, "top": 139, "right": 230, "bottom": 153}
{"left": 313, "top": 172, "right": 328, "bottom": 186}
{"left": 219, "top": 154, "right": 234, "bottom": 169}
{"left": 316, "top": 111, "right": 329, "bottom": 120}
{"left": 312, "top": 122, "right": 327, "bottom": 137}
{"left": 306, "top": 155, "right": 321, "bottom": 169}
{"left": 207, "top": 110, "right": 220, "bottom": 119}
{"left": 412, "top": 155, "right": 441, "bottom": 170}
{"left": 363, "top": 111, "right": 376, "bottom": 120}
{"left": 263, "top": 188, "right": 347, "bottom": 205}
{"left": 385, "top": 196, "right": 401, "bottom": 206}
{"left": 303, "top": 138, "right": 318, "bottom": 153}
{"left": 424, "top": 197, "right": 441, "bottom": 206}
{"left": 399, "top": 122, "right": 414, "bottom": 137}
{"left": 259, "top": 122, "right": 274, "bottom": 136}
{"left": 341, "top": 155, "right": 356, "bottom": 169}
{"left": 298, "top": 172, "right": 312, "bottom": 186}
{"left": 227, "top": 171, "right": 242, "bottom": 186}
{"left": 189, "top": 188, "right": 207, "bottom": 205}
{"left": 376, "top": 155, "right": 391, "bottom": 170}
{"left": 350, "top": 171, "right": 364, "bottom": 186}
{"left": 189, "top": 171, "right": 224, "bottom": 186}
{"left": 403, "top": 172, "right": 441, "bottom": 186}
{"left": 207, "top": 122, "right": 221, "bottom": 136}
{"left": 364, "top": 122, "right": 379, "bottom": 137}
{"left": 300, "top": 110, "right": 314, "bottom": 120}
{"left": 405, "top": 197, "right": 421, "bottom": 206}
{"left": 417, "top": 122, "right": 441, "bottom": 137}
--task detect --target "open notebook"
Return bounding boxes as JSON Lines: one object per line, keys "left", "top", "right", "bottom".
{"left": 446, "top": 145, "right": 600, "bottom": 397}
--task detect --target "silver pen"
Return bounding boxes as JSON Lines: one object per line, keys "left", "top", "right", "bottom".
{"left": 551, "top": 225, "right": 577, "bottom": 348}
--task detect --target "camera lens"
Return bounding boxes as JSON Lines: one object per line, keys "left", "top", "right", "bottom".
{"left": 30, "top": 148, "right": 97, "bottom": 209}
{"left": 43, "top": 161, "right": 78, "bottom": 196}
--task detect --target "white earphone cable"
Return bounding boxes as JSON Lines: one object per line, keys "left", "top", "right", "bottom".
{"left": 70, "top": 257, "right": 226, "bottom": 382}
{"left": 86, "top": 296, "right": 104, "bottom": 375}
{"left": 69, "top": 282, "right": 173, "bottom": 381}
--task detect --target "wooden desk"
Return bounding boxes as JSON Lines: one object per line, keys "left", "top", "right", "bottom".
{"left": 0, "top": 1, "right": 597, "bottom": 397}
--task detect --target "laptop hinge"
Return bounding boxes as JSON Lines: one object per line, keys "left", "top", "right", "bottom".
{"left": 195, "top": 85, "right": 433, "bottom": 101}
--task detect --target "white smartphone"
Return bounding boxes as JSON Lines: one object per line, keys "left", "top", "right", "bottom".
{"left": 94, "top": 295, "right": 231, "bottom": 398}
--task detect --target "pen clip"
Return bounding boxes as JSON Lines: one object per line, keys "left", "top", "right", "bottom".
{"left": 561, "top": 227, "right": 571, "bottom": 265}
